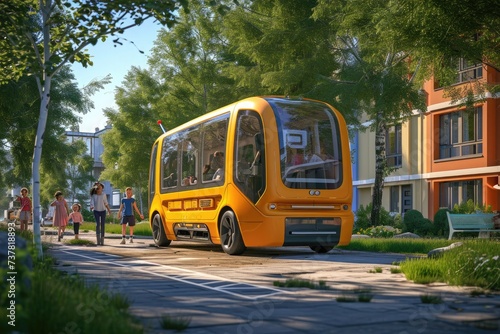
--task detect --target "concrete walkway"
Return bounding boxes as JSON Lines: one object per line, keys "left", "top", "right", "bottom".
{"left": 42, "top": 229, "right": 500, "bottom": 334}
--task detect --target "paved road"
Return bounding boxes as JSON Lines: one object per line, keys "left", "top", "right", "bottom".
{"left": 45, "top": 231, "right": 500, "bottom": 334}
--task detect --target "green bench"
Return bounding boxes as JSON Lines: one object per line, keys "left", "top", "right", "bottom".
{"left": 446, "top": 212, "right": 498, "bottom": 240}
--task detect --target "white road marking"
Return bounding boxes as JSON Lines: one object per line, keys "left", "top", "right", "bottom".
{"left": 57, "top": 247, "right": 285, "bottom": 300}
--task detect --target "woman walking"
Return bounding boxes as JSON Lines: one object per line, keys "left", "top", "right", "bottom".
{"left": 90, "top": 181, "right": 111, "bottom": 245}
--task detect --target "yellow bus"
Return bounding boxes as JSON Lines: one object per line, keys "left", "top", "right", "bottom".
{"left": 148, "top": 96, "right": 353, "bottom": 255}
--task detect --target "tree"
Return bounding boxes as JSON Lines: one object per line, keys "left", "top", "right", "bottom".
{"left": 222, "top": 0, "right": 342, "bottom": 104}
{"left": 386, "top": 0, "right": 500, "bottom": 109}
{"left": 0, "top": 0, "right": 185, "bottom": 256}
{"left": 101, "top": 0, "right": 242, "bottom": 210}
{"left": 312, "top": 0, "right": 426, "bottom": 226}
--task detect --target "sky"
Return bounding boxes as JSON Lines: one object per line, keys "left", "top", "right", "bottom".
{"left": 71, "top": 20, "right": 161, "bottom": 133}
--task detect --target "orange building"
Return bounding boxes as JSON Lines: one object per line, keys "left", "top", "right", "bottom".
{"left": 353, "top": 61, "right": 500, "bottom": 220}
{"left": 423, "top": 62, "right": 500, "bottom": 218}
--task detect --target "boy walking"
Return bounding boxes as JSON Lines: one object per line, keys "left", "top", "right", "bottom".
{"left": 117, "top": 187, "right": 144, "bottom": 244}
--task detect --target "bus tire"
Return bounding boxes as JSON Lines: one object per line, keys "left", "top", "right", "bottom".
{"left": 220, "top": 210, "right": 246, "bottom": 255}
{"left": 310, "top": 245, "right": 334, "bottom": 253}
{"left": 152, "top": 214, "right": 171, "bottom": 247}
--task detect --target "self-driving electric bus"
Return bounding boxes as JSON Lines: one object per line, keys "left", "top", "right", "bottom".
{"left": 148, "top": 96, "right": 353, "bottom": 255}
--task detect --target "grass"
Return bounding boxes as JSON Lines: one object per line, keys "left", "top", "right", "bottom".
{"left": 399, "top": 239, "right": 500, "bottom": 290}
{"left": 0, "top": 226, "right": 191, "bottom": 333}
{"left": 420, "top": 294, "right": 443, "bottom": 304}
{"left": 79, "top": 221, "right": 152, "bottom": 236}
{"left": 273, "top": 279, "right": 329, "bottom": 290}
{"left": 338, "top": 238, "right": 455, "bottom": 254}
{"left": 159, "top": 315, "right": 191, "bottom": 331}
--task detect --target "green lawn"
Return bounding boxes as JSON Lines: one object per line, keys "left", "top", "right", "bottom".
{"left": 80, "top": 221, "right": 152, "bottom": 236}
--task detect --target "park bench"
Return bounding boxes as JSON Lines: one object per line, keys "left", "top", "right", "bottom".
{"left": 446, "top": 212, "right": 498, "bottom": 240}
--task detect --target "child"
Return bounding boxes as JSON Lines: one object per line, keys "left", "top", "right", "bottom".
{"left": 117, "top": 187, "right": 144, "bottom": 244}
{"left": 68, "top": 203, "right": 83, "bottom": 239}
{"left": 51, "top": 190, "right": 69, "bottom": 242}
{"left": 15, "top": 187, "right": 32, "bottom": 231}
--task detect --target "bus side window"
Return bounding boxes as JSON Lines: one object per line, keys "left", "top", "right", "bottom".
{"left": 201, "top": 115, "right": 228, "bottom": 183}
{"left": 234, "top": 110, "right": 265, "bottom": 203}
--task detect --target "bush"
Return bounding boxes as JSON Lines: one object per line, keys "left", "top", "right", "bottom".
{"left": 452, "top": 199, "right": 493, "bottom": 214}
{"left": 354, "top": 203, "right": 395, "bottom": 231}
{"left": 433, "top": 208, "right": 450, "bottom": 237}
{"left": 414, "top": 218, "right": 434, "bottom": 237}
{"left": 402, "top": 209, "right": 423, "bottom": 233}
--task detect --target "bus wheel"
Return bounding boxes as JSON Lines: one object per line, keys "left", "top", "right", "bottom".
{"left": 220, "top": 210, "right": 246, "bottom": 255}
{"left": 310, "top": 245, "right": 334, "bottom": 253}
{"left": 152, "top": 214, "right": 171, "bottom": 247}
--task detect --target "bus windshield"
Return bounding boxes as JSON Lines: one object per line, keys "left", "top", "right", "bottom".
{"left": 268, "top": 98, "right": 343, "bottom": 190}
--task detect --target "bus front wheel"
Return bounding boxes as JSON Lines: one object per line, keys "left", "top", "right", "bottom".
{"left": 152, "top": 214, "right": 171, "bottom": 247}
{"left": 310, "top": 245, "right": 334, "bottom": 253}
{"left": 220, "top": 210, "right": 246, "bottom": 255}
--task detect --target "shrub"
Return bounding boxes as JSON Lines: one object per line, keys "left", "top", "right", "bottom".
{"left": 433, "top": 208, "right": 450, "bottom": 237}
{"left": 414, "top": 218, "right": 434, "bottom": 237}
{"left": 402, "top": 209, "right": 423, "bottom": 233}
{"left": 355, "top": 203, "right": 395, "bottom": 231}
{"left": 452, "top": 199, "right": 493, "bottom": 214}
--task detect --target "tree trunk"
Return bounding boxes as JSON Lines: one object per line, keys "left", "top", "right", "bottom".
{"left": 370, "top": 117, "right": 387, "bottom": 227}
{"left": 32, "top": 78, "right": 52, "bottom": 258}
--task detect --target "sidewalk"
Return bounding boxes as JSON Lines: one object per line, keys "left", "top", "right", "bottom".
{"left": 43, "top": 230, "right": 500, "bottom": 334}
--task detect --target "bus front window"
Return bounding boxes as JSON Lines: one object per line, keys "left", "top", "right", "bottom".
{"left": 270, "top": 99, "right": 343, "bottom": 190}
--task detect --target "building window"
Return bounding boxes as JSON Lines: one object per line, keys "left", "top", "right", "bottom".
{"left": 386, "top": 124, "right": 402, "bottom": 167}
{"left": 455, "top": 58, "right": 483, "bottom": 84}
{"left": 434, "top": 57, "right": 483, "bottom": 89}
{"left": 439, "top": 179, "right": 483, "bottom": 210}
{"left": 389, "top": 186, "right": 399, "bottom": 213}
{"left": 438, "top": 107, "right": 482, "bottom": 159}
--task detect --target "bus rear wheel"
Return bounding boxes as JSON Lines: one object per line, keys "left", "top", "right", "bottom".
{"left": 310, "top": 245, "right": 334, "bottom": 253}
{"left": 152, "top": 214, "right": 171, "bottom": 247}
{"left": 220, "top": 210, "right": 246, "bottom": 255}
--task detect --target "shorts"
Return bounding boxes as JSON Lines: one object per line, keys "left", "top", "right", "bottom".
{"left": 19, "top": 211, "right": 31, "bottom": 221}
{"left": 120, "top": 215, "right": 136, "bottom": 226}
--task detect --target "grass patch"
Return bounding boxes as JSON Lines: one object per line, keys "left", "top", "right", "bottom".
{"left": 336, "top": 295, "right": 357, "bottom": 302}
{"left": 420, "top": 294, "right": 443, "bottom": 304}
{"left": 0, "top": 228, "right": 145, "bottom": 334}
{"left": 358, "top": 293, "right": 374, "bottom": 302}
{"left": 273, "top": 279, "right": 329, "bottom": 290}
{"left": 390, "top": 267, "right": 402, "bottom": 274}
{"left": 65, "top": 238, "right": 95, "bottom": 246}
{"left": 159, "top": 315, "right": 191, "bottom": 331}
{"left": 400, "top": 240, "right": 500, "bottom": 290}
{"left": 338, "top": 238, "right": 454, "bottom": 254}
{"left": 369, "top": 266, "right": 383, "bottom": 273}
{"left": 80, "top": 221, "right": 152, "bottom": 236}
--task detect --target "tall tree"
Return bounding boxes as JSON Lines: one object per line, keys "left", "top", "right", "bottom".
{"left": 0, "top": 0, "right": 184, "bottom": 256}
{"left": 222, "top": 0, "right": 342, "bottom": 103}
{"left": 312, "top": 0, "right": 426, "bottom": 226}
{"left": 101, "top": 0, "right": 241, "bottom": 210}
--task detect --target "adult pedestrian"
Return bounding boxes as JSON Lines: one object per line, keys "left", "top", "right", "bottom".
{"left": 90, "top": 181, "right": 111, "bottom": 245}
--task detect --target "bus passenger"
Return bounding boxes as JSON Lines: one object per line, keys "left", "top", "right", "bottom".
{"left": 211, "top": 151, "right": 224, "bottom": 180}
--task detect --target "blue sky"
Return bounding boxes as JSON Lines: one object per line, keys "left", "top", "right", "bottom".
{"left": 71, "top": 20, "right": 161, "bottom": 132}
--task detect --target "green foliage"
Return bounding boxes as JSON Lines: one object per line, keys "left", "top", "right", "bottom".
{"left": 433, "top": 208, "right": 450, "bottom": 237}
{"left": 273, "top": 279, "right": 329, "bottom": 290}
{"left": 338, "top": 238, "right": 453, "bottom": 254}
{"left": 402, "top": 209, "right": 424, "bottom": 233}
{"left": 452, "top": 199, "right": 493, "bottom": 214}
{"left": 356, "top": 226, "right": 399, "bottom": 238}
{"left": 354, "top": 203, "right": 395, "bottom": 230}
{"left": 400, "top": 240, "right": 500, "bottom": 291}
{"left": 414, "top": 218, "right": 434, "bottom": 237}
{"left": 159, "top": 315, "right": 191, "bottom": 331}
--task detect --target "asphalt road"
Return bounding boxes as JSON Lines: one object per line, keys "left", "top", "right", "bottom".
{"left": 45, "top": 232, "right": 500, "bottom": 334}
